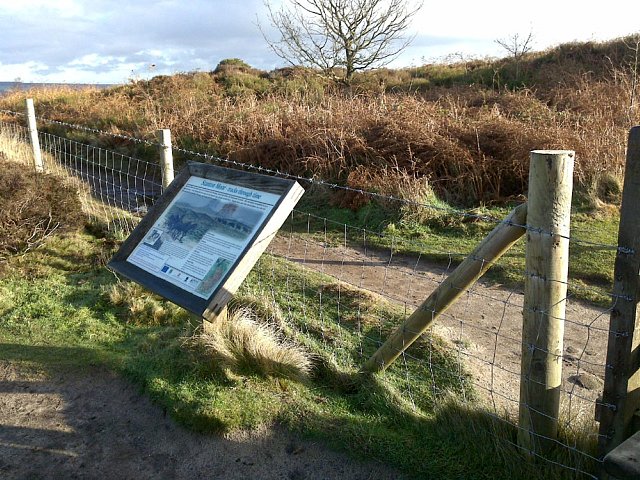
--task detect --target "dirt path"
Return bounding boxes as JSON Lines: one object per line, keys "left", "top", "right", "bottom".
{"left": 0, "top": 362, "right": 403, "bottom": 480}
{"left": 269, "top": 234, "right": 609, "bottom": 415}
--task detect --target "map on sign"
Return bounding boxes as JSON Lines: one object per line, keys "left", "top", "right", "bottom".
{"left": 127, "top": 176, "right": 280, "bottom": 299}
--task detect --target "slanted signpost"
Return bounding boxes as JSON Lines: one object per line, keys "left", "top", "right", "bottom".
{"left": 109, "top": 162, "right": 304, "bottom": 323}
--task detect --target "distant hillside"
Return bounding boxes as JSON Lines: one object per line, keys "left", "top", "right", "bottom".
{"left": 0, "top": 82, "right": 115, "bottom": 96}
{"left": 1, "top": 35, "right": 638, "bottom": 207}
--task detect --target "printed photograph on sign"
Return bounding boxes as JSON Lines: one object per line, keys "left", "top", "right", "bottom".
{"left": 126, "top": 176, "right": 281, "bottom": 299}
{"left": 161, "top": 192, "right": 263, "bottom": 247}
{"left": 143, "top": 228, "right": 164, "bottom": 250}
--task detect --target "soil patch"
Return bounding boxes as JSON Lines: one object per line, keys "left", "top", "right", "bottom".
{"left": 0, "top": 362, "right": 402, "bottom": 480}
{"left": 269, "top": 235, "right": 608, "bottom": 415}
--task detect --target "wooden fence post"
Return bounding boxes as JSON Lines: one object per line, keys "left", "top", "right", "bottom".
{"left": 598, "top": 126, "right": 640, "bottom": 457}
{"left": 362, "top": 202, "right": 527, "bottom": 373}
{"left": 518, "top": 150, "right": 574, "bottom": 453}
{"left": 25, "top": 98, "right": 43, "bottom": 173}
{"left": 157, "top": 129, "right": 174, "bottom": 189}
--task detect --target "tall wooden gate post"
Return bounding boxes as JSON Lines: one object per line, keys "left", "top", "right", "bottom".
{"left": 518, "top": 150, "right": 574, "bottom": 453}
{"left": 599, "top": 126, "right": 640, "bottom": 456}
{"left": 25, "top": 98, "right": 43, "bottom": 173}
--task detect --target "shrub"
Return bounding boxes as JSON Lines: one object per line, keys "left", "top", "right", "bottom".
{"left": 214, "top": 58, "right": 255, "bottom": 73}
{"left": 0, "top": 160, "right": 84, "bottom": 260}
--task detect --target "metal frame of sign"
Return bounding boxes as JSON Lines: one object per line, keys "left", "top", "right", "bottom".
{"left": 108, "top": 161, "right": 304, "bottom": 319}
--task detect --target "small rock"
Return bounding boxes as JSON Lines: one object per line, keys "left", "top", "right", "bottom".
{"left": 566, "top": 345, "right": 579, "bottom": 355}
{"left": 568, "top": 373, "right": 603, "bottom": 390}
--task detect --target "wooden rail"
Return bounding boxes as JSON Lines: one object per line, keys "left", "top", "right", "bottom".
{"left": 361, "top": 202, "right": 527, "bottom": 373}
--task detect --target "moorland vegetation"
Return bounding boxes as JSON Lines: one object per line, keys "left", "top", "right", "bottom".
{"left": 1, "top": 35, "right": 639, "bottom": 209}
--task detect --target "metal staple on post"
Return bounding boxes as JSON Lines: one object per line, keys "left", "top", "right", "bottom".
{"left": 518, "top": 149, "right": 574, "bottom": 453}
{"left": 25, "top": 98, "right": 44, "bottom": 173}
{"left": 157, "top": 128, "right": 174, "bottom": 189}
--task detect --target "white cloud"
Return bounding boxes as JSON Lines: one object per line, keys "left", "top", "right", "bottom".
{"left": 0, "top": 0, "right": 84, "bottom": 17}
{"left": 69, "top": 54, "right": 121, "bottom": 68}
{"left": 0, "top": 61, "right": 50, "bottom": 82}
{"left": 1, "top": 0, "right": 639, "bottom": 83}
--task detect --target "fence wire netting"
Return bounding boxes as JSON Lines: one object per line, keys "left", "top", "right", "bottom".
{"left": 0, "top": 114, "right": 625, "bottom": 478}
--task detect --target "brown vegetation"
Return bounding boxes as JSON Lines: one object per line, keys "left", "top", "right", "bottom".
{"left": 1, "top": 35, "right": 639, "bottom": 206}
{"left": 0, "top": 159, "right": 84, "bottom": 261}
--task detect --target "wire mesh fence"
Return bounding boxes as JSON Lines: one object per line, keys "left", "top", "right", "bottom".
{"left": 0, "top": 113, "right": 624, "bottom": 478}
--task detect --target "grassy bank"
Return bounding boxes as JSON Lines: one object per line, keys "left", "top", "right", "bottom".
{"left": 0, "top": 226, "right": 598, "bottom": 479}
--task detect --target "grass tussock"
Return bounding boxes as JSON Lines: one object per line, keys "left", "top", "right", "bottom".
{"left": 0, "top": 127, "right": 32, "bottom": 166}
{"left": 194, "top": 306, "right": 312, "bottom": 381}
{"left": 106, "top": 280, "right": 186, "bottom": 325}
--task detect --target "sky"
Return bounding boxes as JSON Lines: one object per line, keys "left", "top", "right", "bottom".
{"left": 1, "top": 0, "right": 639, "bottom": 84}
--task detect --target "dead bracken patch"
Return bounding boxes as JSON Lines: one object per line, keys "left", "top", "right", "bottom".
{"left": 2, "top": 35, "right": 636, "bottom": 208}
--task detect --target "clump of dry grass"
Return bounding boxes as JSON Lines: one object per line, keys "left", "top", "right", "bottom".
{"left": 107, "top": 281, "right": 182, "bottom": 325}
{"left": 195, "top": 306, "right": 312, "bottom": 381}
{"left": 0, "top": 127, "right": 33, "bottom": 166}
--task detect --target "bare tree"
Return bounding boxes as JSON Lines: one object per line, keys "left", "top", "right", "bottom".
{"left": 495, "top": 31, "right": 534, "bottom": 81}
{"left": 624, "top": 34, "right": 640, "bottom": 116}
{"left": 261, "top": 0, "right": 423, "bottom": 82}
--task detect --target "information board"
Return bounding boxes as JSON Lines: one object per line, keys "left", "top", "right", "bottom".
{"left": 108, "top": 162, "right": 304, "bottom": 318}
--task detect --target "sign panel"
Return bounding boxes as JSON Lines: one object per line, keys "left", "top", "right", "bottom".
{"left": 127, "top": 176, "right": 281, "bottom": 299}
{"left": 109, "top": 162, "right": 304, "bottom": 318}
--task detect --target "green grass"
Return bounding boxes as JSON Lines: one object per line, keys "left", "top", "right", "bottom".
{"left": 0, "top": 227, "right": 599, "bottom": 479}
